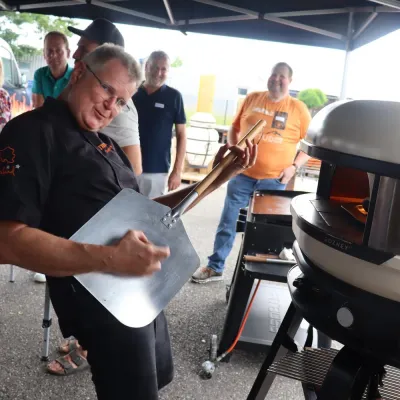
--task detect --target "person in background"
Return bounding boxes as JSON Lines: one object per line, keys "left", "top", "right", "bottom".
{"left": 33, "top": 19, "right": 143, "bottom": 285}
{"left": 31, "top": 30, "right": 72, "bottom": 283}
{"left": 69, "top": 19, "right": 142, "bottom": 176}
{"left": 32, "top": 31, "right": 72, "bottom": 108}
{"left": 192, "top": 62, "right": 312, "bottom": 283}
{"left": 133, "top": 51, "right": 186, "bottom": 198}
{"left": 0, "top": 58, "right": 12, "bottom": 132}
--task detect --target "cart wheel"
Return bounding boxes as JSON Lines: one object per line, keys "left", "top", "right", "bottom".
{"left": 209, "top": 334, "right": 218, "bottom": 361}
{"left": 225, "top": 284, "right": 231, "bottom": 303}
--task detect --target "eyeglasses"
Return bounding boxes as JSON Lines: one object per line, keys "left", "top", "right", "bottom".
{"left": 86, "top": 64, "right": 130, "bottom": 113}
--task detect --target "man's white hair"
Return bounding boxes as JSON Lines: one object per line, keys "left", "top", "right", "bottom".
{"left": 147, "top": 50, "right": 170, "bottom": 65}
{"left": 83, "top": 43, "right": 142, "bottom": 84}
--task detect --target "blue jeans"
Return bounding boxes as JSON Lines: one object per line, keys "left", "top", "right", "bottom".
{"left": 208, "top": 174, "right": 286, "bottom": 273}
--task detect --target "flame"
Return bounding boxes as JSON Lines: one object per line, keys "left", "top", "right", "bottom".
{"left": 10, "top": 93, "right": 32, "bottom": 117}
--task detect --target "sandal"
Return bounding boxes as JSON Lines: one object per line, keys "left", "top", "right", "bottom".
{"left": 47, "top": 348, "right": 89, "bottom": 376}
{"left": 58, "top": 337, "right": 80, "bottom": 354}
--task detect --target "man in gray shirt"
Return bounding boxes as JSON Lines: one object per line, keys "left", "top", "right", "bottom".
{"left": 70, "top": 18, "right": 142, "bottom": 175}
{"left": 101, "top": 97, "right": 141, "bottom": 174}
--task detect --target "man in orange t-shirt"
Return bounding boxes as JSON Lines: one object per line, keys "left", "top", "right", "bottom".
{"left": 192, "top": 62, "right": 312, "bottom": 283}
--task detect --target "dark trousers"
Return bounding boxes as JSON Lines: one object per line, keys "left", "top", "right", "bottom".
{"left": 47, "top": 277, "right": 174, "bottom": 400}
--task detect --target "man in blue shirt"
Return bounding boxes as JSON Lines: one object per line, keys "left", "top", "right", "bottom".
{"left": 133, "top": 51, "right": 187, "bottom": 198}
{"left": 32, "top": 31, "right": 73, "bottom": 108}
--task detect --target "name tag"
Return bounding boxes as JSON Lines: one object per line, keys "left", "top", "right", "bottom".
{"left": 155, "top": 103, "right": 165, "bottom": 109}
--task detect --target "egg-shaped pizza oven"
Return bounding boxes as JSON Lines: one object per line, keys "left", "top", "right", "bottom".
{"left": 289, "top": 99, "right": 400, "bottom": 368}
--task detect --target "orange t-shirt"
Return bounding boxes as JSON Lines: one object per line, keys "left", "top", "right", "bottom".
{"left": 233, "top": 91, "right": 311, "bottom": 179}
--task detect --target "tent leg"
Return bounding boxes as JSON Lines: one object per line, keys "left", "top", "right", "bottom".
{"left": 340, "top": 12, "right": 354, "bottom": 100}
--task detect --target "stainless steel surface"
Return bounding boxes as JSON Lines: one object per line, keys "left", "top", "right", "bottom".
{"left": 269, "top": 348, "right": 400, "bottom": 400}
{"left": 292, "top": 221, "right": 400, "bottom": 302}
{"left": 303, "top": 100, "right": 400, "bottom": 165}
{"left": 162, "top": 191, "right": 199, "bottom": 228}
{"left": 240, "top": 281, "right": 313, "bottom": 347}
{"left": 368, "top": 177, "right": 400, "bottom": 255}
{"left": 266, "top": 259, "right": 296, "bottom": 265}
{"left": 72, "top": 188, "right": 200, "bottom": 328}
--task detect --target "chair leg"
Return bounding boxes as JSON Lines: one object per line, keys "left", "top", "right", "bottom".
{"left": 41, "top": 283, "right": 52, "bottom": 361}
{"left": 9, "top": 265, "right": 15, "bottom": 282}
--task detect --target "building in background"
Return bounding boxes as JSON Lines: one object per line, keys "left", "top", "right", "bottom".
{"left": 167, "top": 66, "right": 338, "bottom": 127}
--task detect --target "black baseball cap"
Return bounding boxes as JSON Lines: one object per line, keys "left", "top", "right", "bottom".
{"left": 68, "top": 18, "right": 125, "bottom": 48}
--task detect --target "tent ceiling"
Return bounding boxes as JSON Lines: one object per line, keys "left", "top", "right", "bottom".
{"left": 1, "top": 0, "right": 400, "bottom": 50}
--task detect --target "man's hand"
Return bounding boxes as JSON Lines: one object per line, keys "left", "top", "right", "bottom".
{"left": 168, "top": 170, "right": 181, "bottom": 192}
{"left": 108, "top": 230, "right": 170, "bottom": 276}
{"left": 278, "top": 165, "right": 297, "bottom": 184}
{"left": 212, "top": 139, "right": 258, "bottom": 181}
{"left": 32, "top": 93, "right": 45, "bottom": 109}
{"left": 152, "top": 139, "right": 258, "bottom": 214}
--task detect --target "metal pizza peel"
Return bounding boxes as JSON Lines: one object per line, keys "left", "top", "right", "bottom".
{"left": 71, "top": 120, "right": 266, "bottom": 328}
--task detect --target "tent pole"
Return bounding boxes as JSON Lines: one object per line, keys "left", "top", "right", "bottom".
{"left": 340, "top": 11, "right": 354, "bottom": 100}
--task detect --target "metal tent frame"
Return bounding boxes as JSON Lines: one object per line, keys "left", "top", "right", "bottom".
{"left": 1, "top": 1, "right": 400, "bottom": 98}
{"left": 0, "top": 0, "right": 400, "bottom": 99}
{"left": 1, "top": 0, "right": 400, "bottom": 366}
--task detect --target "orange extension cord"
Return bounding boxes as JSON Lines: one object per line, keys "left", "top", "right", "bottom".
{"left": 216, "top": 279, "right": 261, "bottom": 362}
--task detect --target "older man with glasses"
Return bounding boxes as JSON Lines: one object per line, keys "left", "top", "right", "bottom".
{"left": 33, "top": 19, "right": 142, "bottom": 285}
{"left": 68, "top": 19, "right": 142, "bottom": 176}
{"left": 0, "top": 43, "right": 257, "bottom": 399}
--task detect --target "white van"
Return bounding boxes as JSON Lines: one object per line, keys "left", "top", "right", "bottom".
{"left": 0, "top": 37, "right": 30, "bottom": 106}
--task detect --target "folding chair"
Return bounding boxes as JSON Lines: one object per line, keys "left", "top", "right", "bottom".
{"left": 41, "top": 283, "right": 52, "bottom": 361}
{"left": 9, "top": 264, "right": 15, "bottom": 282}
{"left": 5, "top": 265, "right": 52, "bottom": 361}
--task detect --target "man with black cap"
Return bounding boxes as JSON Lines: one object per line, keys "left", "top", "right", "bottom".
{"left": 69, "top": 18, "right": 142, "bottom": 176}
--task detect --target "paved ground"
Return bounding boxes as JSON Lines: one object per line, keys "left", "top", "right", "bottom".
{"left": 0, "top": 178, "right": 317, "bottom": 400}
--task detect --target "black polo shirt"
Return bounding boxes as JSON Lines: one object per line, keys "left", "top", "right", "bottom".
{"left": 0, "top": 98, "right": 138, "bottom": 236}
{"left": 133, "top": 84, "right": 186, "bottom": 174}
{"left": 0, "top": 99, "right": 175, "bottom": 397}
{"left": 0, "top": 97, "right": 139, "bottom": 333}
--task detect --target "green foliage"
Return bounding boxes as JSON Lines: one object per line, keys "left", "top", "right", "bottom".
{"left": 171, "top": 56, "right": 183, "bottom": 68}
{"left": 298, "top": 88, "right": 328, "bottom": 110}
{"left": 0, "top": 11, "right": 78, "bottom": 60}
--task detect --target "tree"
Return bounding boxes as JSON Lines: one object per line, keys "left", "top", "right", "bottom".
{"left": 298, "top": 88, "right": 328, "bottom": 110}
{"left": 171, "top": 56, "right": 183, "bottom": 68}
{"left": 0, "top": 11, "right": 78, "bottom": 60}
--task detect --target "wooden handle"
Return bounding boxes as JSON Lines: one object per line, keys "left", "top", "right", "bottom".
{"left": 194, "top": 120, "right": 266, "bottom": 196}
{"left": 244, "top": 255, "right": 296, "bottom": 264}
{"left": 244, "top": 255, "right": 279, "bottom": 262}
{"left": 244, "top": 255, "right": 267, "bottom": 263}
{"left": 256, "top": 253, "right": 279, "bottom": 259}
